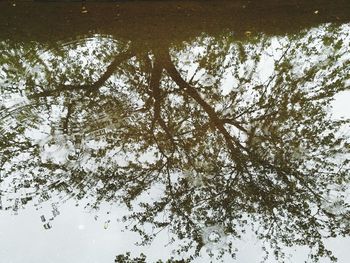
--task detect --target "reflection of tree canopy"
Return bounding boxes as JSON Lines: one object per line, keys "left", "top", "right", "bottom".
{"left": 1, "top": 23, "right": 350, "bottom": 262}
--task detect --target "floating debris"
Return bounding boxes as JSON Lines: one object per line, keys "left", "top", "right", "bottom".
{"left": 81, "top": 0, "right": 88, "bottom": 14}
{"left": 81, "top": 6, "right": 88, "bottom": 14}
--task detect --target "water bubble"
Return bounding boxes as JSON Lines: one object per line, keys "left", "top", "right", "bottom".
{"left": 201, "top": 225, "right": 227, "bottom": 250}
{"left": 104, "top": 220, "right": 110, "bottom": 229}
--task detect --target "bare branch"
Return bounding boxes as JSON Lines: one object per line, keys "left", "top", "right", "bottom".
{"left": 149, "top": 54, "right": 176, "bottom": 148}
{"left": 159, "top": 48, "right": 247, "bottom": 165}
{"left": 29, "top": 49, "right": 136, "bottom": 99}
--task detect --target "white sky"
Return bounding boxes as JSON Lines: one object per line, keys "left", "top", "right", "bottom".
{"left": 1, "top": 199, "right": 350, "bottom": 263}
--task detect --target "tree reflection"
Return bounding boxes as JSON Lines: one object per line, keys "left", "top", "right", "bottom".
{"left": 1, "top": 24, "right": 350, "bottom": 262}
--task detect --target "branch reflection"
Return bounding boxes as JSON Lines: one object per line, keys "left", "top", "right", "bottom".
{"left": 1, "top": 24, "right": 350, "bottom": 262}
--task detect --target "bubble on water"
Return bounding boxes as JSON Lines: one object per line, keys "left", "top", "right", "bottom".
{"left": 322, "top": 188, "right": 349, "bottom": 216}
{"left": 201, "top": 225, "right": 227, "bottom": 250}
{"left": 104, "top": 220, "right": 110, "bottom": 229}
{"left": 322, "top": 196, "right": 347, "bottom": 216}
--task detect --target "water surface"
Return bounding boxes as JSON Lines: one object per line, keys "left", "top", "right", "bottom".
{"left": 1, "top": 1, "right": 350, "bottom": 262}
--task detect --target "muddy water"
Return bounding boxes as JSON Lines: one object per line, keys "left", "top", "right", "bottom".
{"left": 1, "top": 1, "right": 350, "bottom": 263}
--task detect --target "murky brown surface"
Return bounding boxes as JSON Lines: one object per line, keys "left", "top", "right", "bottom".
{"left": 1, "top": 0, "right": 350, "bottom": 42}
{"left": 1, "top": 1, "right": 350, "bottom": 262}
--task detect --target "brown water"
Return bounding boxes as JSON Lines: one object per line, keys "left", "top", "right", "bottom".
{"left": 1, "top": 1, "right": 350, "bottom": 262}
